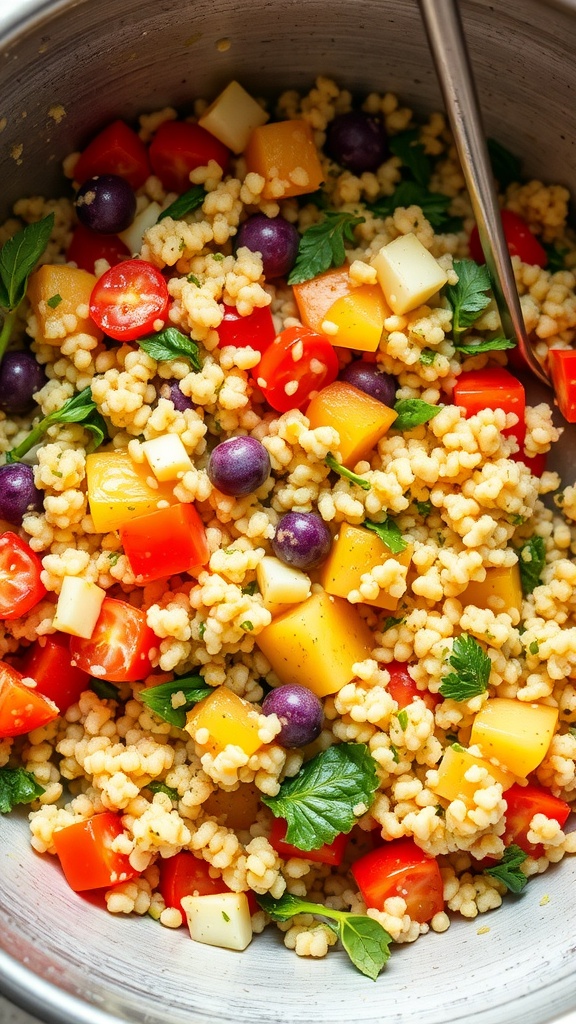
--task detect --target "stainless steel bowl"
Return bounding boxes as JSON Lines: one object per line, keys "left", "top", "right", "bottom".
{"left": 1, "top": 1, "right": 576, "bottom": 1022}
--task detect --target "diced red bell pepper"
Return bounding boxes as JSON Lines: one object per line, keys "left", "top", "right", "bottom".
{"left": 269, "top": 817, "right": 349, "bottom": 866}
{"left": 453, "top": 367, "right": 526, "bottom": 446}
{"left": 119, "top": 503, "right": 210, "bottom": 583}
{"left": 385, "top": 660, "right": 441, "bottom": 714}
{"left": 469, "top": 210, "right": 547, "bottom": 268}
{"left": 0, "top": 660, "right": 59, "bottom": 737}
{"left": 351, "top": 836, "right": 444, "bottom": 923}
{"left": 73, "top": 120, "right": 151, "bottom": 190}
{"left": 67, "top": 223, "right": 130, "bottom": 274}
{"left": 53, "top": 812, "right": 139, "bottom": 892}
{"left": 503, "top": 782, "right": 571, "bottom": 857}
{"left": 20, "top": 633, "right": 90, "bottom": 713}
{"left": 549, "top": 349, "right": 576, "bottom": 423}
{"left": 148, "top": 121, "right": 230, "bottom": 193}
{"left": 217, "top": 303, "right": 276, "bottom": 356}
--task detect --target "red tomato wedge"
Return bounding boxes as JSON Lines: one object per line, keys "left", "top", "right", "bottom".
{"left": 269, "top": 817, "right": 349, "bottom": 865}
{"left": 385, "top": 661, "right": 441, "bottom": 714}
{"left": 20, "top": 633, "right": 90, "bottom": 713}
{"left": 119, "top": 503, "right": 210, "bottom": 583}
{"left": 0, "top": 532, "right": 46, "bottom": 621}
{"left": 351, "top": 836, "right": 444, "bottom": 923}
{"left": 217, "top": 303, "right": 276, "bottom": 356}
{"left": 73, "top": 120, "right": 151, "bottom": 190}
{"left": 89, "top": 259, "right": 169, "bottom": 341}
{"left": 149, "top": 121, "right": 230, "bottom": 193}
{"left": 159, "top": 851, "right": 231, "bottom": 925}
{"left": 549, "top": 349, "right": 576, "bottom": 423}
{"left": 469, "top": 210, "right": 547, "bottom": 268}
{"left": 53, "top": 812, "right": 139, "bottom": 892}
{"left": 70, "top": 597, "right": 157, "bottom": 682}
{"left": 0, "top": 660, "right": 59, "bottom": 737}
{"left": 255, "top": 325, "right": 339, "bottom": 413}
{"left": 67, "top": 223, "right": 130, "bottom": 274}
{"left": 453, "top": 367, "right": 526, "bottom": 446}
{"left": 503, "top": 782, "right": 571, "bottom": 856}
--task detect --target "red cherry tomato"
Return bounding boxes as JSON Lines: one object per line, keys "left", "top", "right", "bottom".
{"left": 53, "top": 812, "right": 139, "bottom": 892}
{"left": 20, "top": 633, "right": 90, "bottom": 713}
{"left": 503, "top": 782, "right": 571, "bottom": 857}
{"left": 0, "top": 660, "right": 59, "bottom": 737}
{"left": 549, "top": 349, "right": 576, "bottom": 423}
{"left": 159, "top": 851, "right": 231, "bottom": 926}
{"left": 469, "top": 210, "right": 547, "bottom": 268}
{"left": 269, "top": 817, "right": 349, "bottom": 866}
{"left": 0, "top": 532, "right": 46, "bottom": 621}
{"left": 149, "top": 121, "right": 230, "bottom": 193}
{"left": 453, "top": 367, "right": 526, "bottom": 447}
{"left": 70, "top": 597, "right": 157, "bottom": 682}
{"left": 351, "top": 836, "right": 444, "bottom": 924}
{"left": 67, "top": 223, "right": 130, "bottom": 274}
{"left": 89, "top": 259, "right": 169, "bottom": 342}
{"left": 255, "top": 325, "right": 339, "bottom": 413}
{"left": 73, "top": 120, "right": 151, "bottom": 190}
{"left": 217, "top": 303, "right": 277, "bottom": 356}
{"left": 119, "top": 503, "right": 210, "bottom": 584}
{"left": 385, "top": 661, "right": 441, "bottom": 714}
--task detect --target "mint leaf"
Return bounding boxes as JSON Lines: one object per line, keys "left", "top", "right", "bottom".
{"left": 147, "top": 780, "right": 179, "bottom": 801}
{"left": 393, "top": 398, "right": 440, "bottom": 431}
{"left": 325, "top": 452, "right": 370, "bottom": 490}
{"left": 90, "top": 679, "right": 121, "bottom": 701}
{"left": 158, "top": 186, "right": 206, "bottom": 222}
{"left": 138, "top": 326, "right": 202, "bottom": 370}
{"left": 363, "top": 517, "right": 408, "bottom": 554}
{"left": 444, "top": 259, "right": 492, "bottom": 340}
{"left": 484, "top": 844, "right": 528, "bottom": 893}
{"left": 439, "top": 633, "right": 491, "bottom": 701}
{"left": 517, "top": 535, "right": 546, "bottom": 595}
{"left": 388, "top": 130, "right": 431, "bottom": 187}
{"left": 262, "top": 742, "right": 379, "bottom": 850}
{"left": 287, "top": 212, "right": 365, "bottom": 285}
{"left": 454, "top": 336, "right": 516, "bottom": 356}
{"left": 0, "top": 214, "right": 54, "bottom": 311}
{"left": 0, "top": 766, "right": 45, "bottom": 813}
{"left": 140, "top": 676, "right": 212, "bottom": 728}
{"left": 6, "top": 385, "right": 108, "bottom": 463}
{"left": 369, "top": 181, "right": 454, "bottom": 229}
{"left": 487, "top": 139, "right": 522, "bottom": 191}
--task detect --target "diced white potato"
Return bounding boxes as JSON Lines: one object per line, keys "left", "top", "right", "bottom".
{"left": 181, "top": 892, "right": 253, "bottom": 951}
{"left": 198, "top": 81, "right": 269, "bottom": 154}
{"left": 53, "top": 576, "right": 106, "bottom": 639}
{"left": 372, "top": 232, "right": 448, "bottom": 315}
{"left": 118, "top": 201, "right": 162, "bottom": 254}
{"left": 256, "top": 555, "right": 312, "bottom": 608}
{"left": 141, "top": 434, "right": 193, "bottom": 482}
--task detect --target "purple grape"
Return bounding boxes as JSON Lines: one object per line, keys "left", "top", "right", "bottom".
{"left": 340, "top": 361, "right": 397, "bottom": 406}
{"left": 235, "top": 214, "right": 300, "bottom": 279}
{"left": 208, "top": 436, "right": 271, "bottom": 496}
{"left": 325, "top": 111, "right": 387, "bottom": 174}
{"left": 75, "top": 174, "right": 136, "bottom": 234}
{"left": 157, "top": 378, "right": 193, "bottom": 412}
{"left": 262, "top": 684, "right": 324, "bottom": 748}
{"left": 0, "top": 352, "right": 47, "bottom": 414}
{"left": 272, "top": 511, "right": 331, "bottom": 570}
{"left": 0, "top": 464, "right": 43, "bottom": 525}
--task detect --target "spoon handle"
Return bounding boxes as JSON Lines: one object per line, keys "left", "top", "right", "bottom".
{"left": 418, "top": 0, "right": 550, "bottom": 386}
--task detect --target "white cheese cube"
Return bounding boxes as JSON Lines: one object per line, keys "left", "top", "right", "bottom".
{"left": 256, "top": 556, "right": 312, "bottom": 608}
{"left": 198, "top": 81, "right": 269, "bottom": 154}
{"left": 373, "top": 232, "right": 448, "bottom": 315}
{"left": 53, "top": 576, "right": 106, "bottom": 639}
{"left": 141, "top": 433, "right": 193, "bottom": 482}
{"left": 118, "top": 201, "right": 162, "bottom": 255}
{"left": 181, "top": 892, "right": 253, "bottom": 951}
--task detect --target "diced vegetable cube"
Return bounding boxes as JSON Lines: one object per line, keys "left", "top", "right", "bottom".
{"left": 185, "top": 686, "right": 263, "bottom": 756}
{"left": 373, "top": 233, "right": 448, "bottom": 315}
{"left": 244, "top": 119, "right": 324, "bottom": 199}
{"left": 459, "top": 564, "right": 523, "bottom": 618}
{"left": 319, "top": 523, "right": 412, "bottom": 610}
{"left": 52, "top": 576, "right": 107, "bottom": 639}
{"left": 118, "top": 200, "right": 162, "bottom": 255}
{"left": 431, "top": 745, "right": 514, "bottom": 805}
{"left": 256, "top": 555, "right": 311, "bottom": 608}
{"left": 470, "top": 698, "right": 558, "bottom": 777}
{"left": 323, "top": 284, "right": 389, "bottom": 352}
{"left": 53, "top": 812, "right": 139, "bottom": 892}
{"left": 198, "top": 81, "right": 269, "bottom": 154}
{"left": 351, "top": 837, "right": 444, "bottom": 924}
{"left": 453, "top": 367, "right": 526, "bottom": 445}
{"left": 119, "top": 502, "right": 209, "bottom": 583}
{"left": 181, "top": 891, "right": 253, "bottom": 951}
{"left": 203, "top": 783, "right": 262, "bottom": 831}
{"left": 86, "top": 449, "right": 177, "bottom": 532}
{"left": 27, "top": 264, "right": 103, "bottom": 343}
{"left": 549, "top": 349, "right": 576, "bottom": 423}
{"left": 306, "top": 380, "right": 396, "bottom": 467}
{"left": 293, "top": 267, "right": 358, "bottom": 333}
{"left": 141, "top": 434, "right": 193, "bottom": 482}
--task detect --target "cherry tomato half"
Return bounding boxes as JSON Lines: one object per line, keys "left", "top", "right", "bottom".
{"left": 67, "top": 223, "right": 130, "bottom": 275}
{"left": 0, "top": 532, "right": 46, "bottom": 621}
{"left": 70, "top": 597, "right": 157, "bottom": 682}
{"left": 73, "top": 120, "right": 151, "bottom": 190}
{"left": 351, "top": 836, "right": 444, "bottom": 924}
{"left": 255, "top": 325, "right": 339, "bottom": 413}
{"left": 549, "top": 349, "right": 576, "bottom": 423}
{"left": 53, "top": 812, "right": 139, "bottom": 892}
{"left": 217, "top": 303, "right": 276, "bottom": 356}
{"left": 385, "top": 661, "right": 441, "bottom": 714}
{"left": 20, "top": 632, "right": 90, "bottom": 713}
{"left": 269, "top": 817, "right": 348, "bottom": 866}
{"left": 159, "top": 851, "right": 231, "bottom": 926}
{"left": 0, "top": 660, "right": 59, "bottom": 737}
{"left": 89, "top": 259, "right": 169, "bottom": 342}
{"left": 149, "top": 121, "right": 230, "bottom": 194}
{"left": 503, "top": 782, "right": 571, "bottom": 857}
{"left": 469, "top": 210, "right": 547, "bottom": 268}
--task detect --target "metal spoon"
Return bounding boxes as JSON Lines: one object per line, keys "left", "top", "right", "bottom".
{"left": 418, "top": 0, "right": 551, "bottom": 386}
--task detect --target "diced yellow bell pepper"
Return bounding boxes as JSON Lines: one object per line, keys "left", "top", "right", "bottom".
{"left": 185, "top": 686, "right": 263, "bottom": 757}
{"left": 255, "top": 590, "right": 374, "bottom": 698}
{"left": 320, "top": 523, "right": 412, "bottom": 610}
{"left": 460, "top": 565, "right": 523, "bottom": 619}
{"left": 431, "top": 745, "right": 514, "bottom": 805}
{"left": 86, "top": 449, "right": 177, "bottom": 533}
{"left": 244, "top": 119, "right": 324, "bottom": 200}
{"left": 27, "top": 264, "right": 103, "bottom": 344}
{"left": 323, "top": 285, "right": 389, "bottom": 352}
{"left": 306, "top": 380, "right": 397, "bottom": 467}
{"left": 293, "top": 267, "right": 352, "bottom": 333}
{"left": 470, "top": 698, "right": 558, "bottom": 778}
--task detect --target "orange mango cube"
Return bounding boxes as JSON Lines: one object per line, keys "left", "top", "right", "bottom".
{"left": 86, "top": 449, "right": 177, "bottom": 533}
{"left": 470, "top": 698, "right": 558, "bottom": 778}
{"left": 306, "top": 380, "right": 396, "bottom": 467}
{"left": 28, "top": 264, "right": 103, "bottom": 344}
{"left": 244, "top": 119, "right": 324, "bottom": 200}
{"left": 324, "top": 285, "right": 389, "bottom": 352}
{"left": 431, "top": 745, "right": 514, "bottom": 805}
{"left": 293, "top": 267, "right": 355, "bottom": 333}
{"left": 459, "top": 565, "right": 523, "bottom": 620}
{"left": 185, "top": 686, "right": 263, "bottom": 757}
{"left": 320, "top": 523, "right": 412, "bottom": 611}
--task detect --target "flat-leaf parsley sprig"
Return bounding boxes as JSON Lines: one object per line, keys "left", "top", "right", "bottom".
{"left": 439, "top": 633, "right": 492, "bottom": 701}
{"left": 6, "top": 385, "right": 108, "bottom": 463}
{"left": 287, "top": 211, "right": 365, "bottom": 285}
{"left": 444, "top": 259, "right": 492, "bottom": 341}
{"left": 484, "top": 844, "right": 528, "bottom": 893}
{"left": 363, "top": 517, "right": 408, "bottom": 555}
{"left": 325, "top": 452, "right": 370, "bottom": 491}
{"left": 0, "top": 213, "right": 54, "bottom": 358}
{"left": 0, "top": 766, "right": 45, "bottom": 813}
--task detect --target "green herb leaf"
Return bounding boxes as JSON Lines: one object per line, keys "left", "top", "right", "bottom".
{"left": 528, "top": 640, "right": 540, "bottom": 655}
{"left": 0, "top": 766, "right": 45, "bottom": 813}
{"left": 158, "top": 186, "right": 206, "bottom": 222}
{"left": 382, "top": 616, "right": 404, "bottom": 632}
{"left": 241, "top": 581, "right": 259, "bottom": 596}
{"left": 390, "top": 743, "right": 400, "bottom": 763}
{"left": 439, "top": 633, "right": 491, "bottom": 701}
{"left": 325, "top": 452, "right": 370, "bottom": 490}
{"left": 396, "top": 709, "right": 408, "bottom": 730}
{"left": 240, "top": 620, "right": 254, "bottom": 631}
{"left": 147, "top": 780, "right": 179, "bottom": 801}
{"left": 369, "top": 181, "right": 455, "bottom": 229}
{"left": 5, "top": 385, "right": 109, "bottom": 463}
{"left": 140, "top": 676, "right": 212, "bottom": 729}
{"left": 256, "top": 892, "right": 392, "bottom": 980}
{"left": 187, "top": 274, "right": 201, "bottom": 286}
{"left": 517, "top": 535, "right": 546, "bottom": 595}
{"left": 222, "top": 911, "right": 231, "bottom": 922}
{"left": 363, "top": 517, "right": 408, "bottom": 554}
{"left": 393, "top": 398, "right": 441, "bottom": 432}
{"left": 542, "top": 241, "right": 569, "bottom": 273}
{"left": 138, "top": 326, "right": 202, "bottom": 370}
{"left": 298, "top": 190, "right": 329, "bottom": 210}
{"left": 262, "top": 742, "right": 378, "bottom": 851}
{"left": 415, "top": 499, "right": 432, "bottom": 517}
{"left": 0, "top": 214, "right": 54, "bottom": 311}
{"left": 484, "top": 844, "right": 528, "bottom": 893}
{"left": 388, "top": 130, "right": 431, "bottom": 187}
{"left": 90, "top": 679, "right": 121, "bottom": 701}
{"left": 487, "top": 138, "right": 522, "bottom": 191}
{"left": 444, "top": 259, "right": 492, "bottom": 340}
{"left": 287, "top": 212, "right": 365, "bottom": 285}
{"left": 47, "top": 293, "right": 62, "bottom": 309}
{"left": 454, "top": 336, "right": 516, "bottom": 355}
{"left": 420, "top": 348, "right": 437, "bottom": 366}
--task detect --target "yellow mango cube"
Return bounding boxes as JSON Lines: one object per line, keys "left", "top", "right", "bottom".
{"left": 470, "top": 698, "right": 558, "bottom": 778}
{"left": 244, "top": 119, "right": 324, "bottom": 200}
{"left": 320, "top": 523, "right": 412, "bottom": 611}
{"left": 431, "top": 745, "right": 514, "bottom": 805}
{"left": 185, "top": 686, "right": 263, "bottom": 757}
{"left": 323, "top": 284, "right": 389, "bottom": 352}
{"left": 27, "top": 264, "right": 103, "bottom": 344}
{"left": 86, "top": 449, "right": 177, "bottom": 532}
{"left": 460, "top": 565, "right": 523, "bottom": 620}
{"left": 255, "top": 590, "right": 374, "bottom": 698}
{"left": 306, "top": 380, "right": 397, "bottom": 467}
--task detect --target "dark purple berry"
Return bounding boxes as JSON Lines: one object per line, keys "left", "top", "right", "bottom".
{"left": 0, "top": 463, "right": 43, "bottom": 525}
{"left": 272, "top": 511, "right": 331, "bottom": 570}
{"left": 75, "top": 174, "right": 136, "bottom": 234}
{"left": 325, "top": 112, "right": 387, "bottom": 174}
{"left": 235, "top": 214, "right": 300, "bottom": 279}
{"left": 0, "top": 352, "right": 47, "bottom": 414}
{"left": 262, "top": 684, "right": 323, "bottom": 747}
{"left": 340, "top": 361, "right": 397, "bottom": 406}
{"left": 208, "top": 436, "right": 271, "bottom": 496}
{"left": 158, "top": 378, "right": 193, "bottom": 412}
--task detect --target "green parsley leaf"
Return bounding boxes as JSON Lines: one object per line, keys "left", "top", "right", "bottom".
{"left": 90, "top": 679, "right": 121, "bottom": 701}
{"left": 47, "top": 293, "right": 62, "bottom": 309}
{"left": 388, "top": 130, "right": 431, "bottom": 187}
{"left": 381, "top": 616, "right": 404, "bottom": 632}
{"left": 325, "top": 452, "right": 370, "bottom": 490}
{"left": 298, "top": 190, "right": 329, "bottom": 210}
{"left": 363, "top": 517, "right": 408, "bottom": 554}
{"left": 420, "top": 348, "right": 437, "bottom": 366}
{"left": 439, "top": 633, "right": 491, "bottom": 701}
{"left": 147, "top": 780, "right": 179, "bottom": 801}
{"left": 369, "top": 181, "right": 455, "bottom": 230}
{"left": 484, "top": 844, "right": 528, "bottom": 894}
{"left": 262, "top": 742, "right": 379, "bottom": 850}
{"left": 138, "top": 326, "right": 202, "bottom": 370}
{"left": 287, "top": 212, "right": 365, "bottom": 285}
{"left": 390, "top": 743, "right": 400, "bottom": 764}
{"left": 6, "top": 385, "right": 109, "bottom": 463}
{"left": 187, "top": 274, "right": 201, "bottom": 286}
{"left": 139, "top": 676, "right": 212, "bottom": 729}
{"left": 487, "top": 138, "right": 522, "bottom": 191}
{"left": 393, "top": 398, "right": 441, "bottom": 432}
{"left": 509, "top": 513, "right": 525, "bottom": 526}
{"left": 444, "top": 259, "right": 492, "bottom": 340}
{"left": 108, "top": 552, "right": 121, "bottom": 567}
{"left": 453, "top": 336, "right": 516, "bottom": 356}
{"left": 241, "top": 580, "right": 259, "bottom": 596}
{"left": 0, "top": 214, "right": 54, "bottom": 312}
{"left": 240, "top": 620, "right": 254, "bottom": 631}
{"left": 517, "top": 535, "right": 546, "bottom": 595}
{"left": 396, "top": 709, "right": 408, "bottom": 730}
{"left": 198, "top": 621, "right": 207, "bottom": 639}
{"left": 158, "top": 186, "right": 206, "bottom": 222}
{"left": 222, "top": 911, "right": 231, "bottom": 922}
{"left": 256, "top": 892, "right": 392, "bottom": 980}
{"left": 542, "top": 241, "right": 568, "bottom": 273}
{"left": 0, "top": 766, "right": 45, "bottom": 813}
{"left": 212, "top": 253, "right": 224, "bottom": 262}
{"left": 528, "top": 640, "right": 540, "bottom": 655}
{"left": 415, "top": 499, "right": 432, "bottom": 517}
